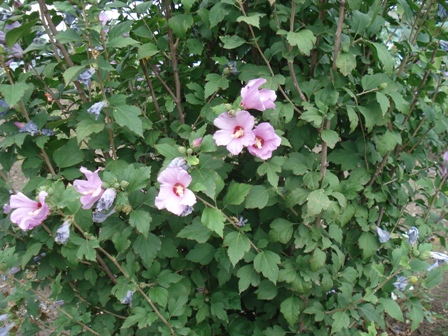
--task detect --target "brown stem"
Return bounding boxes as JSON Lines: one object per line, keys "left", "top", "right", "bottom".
{"left": 140, "top": 59, "right": 162, "bottom": 120}
{"left": 163, "top": 0, "right": 184, "bottom": 124}
{"left": 331, "top": 0, "right": 346, "bottom": 75}
{"left": 36, "top": 0, "right": 87, "bottom": 103}
{"left": 367, "top": 150, "right": 392, "bottom": 187}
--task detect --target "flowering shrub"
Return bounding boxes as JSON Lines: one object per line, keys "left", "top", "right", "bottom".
{"left": 0, "top": 0, "right": 448, "bottom": 335}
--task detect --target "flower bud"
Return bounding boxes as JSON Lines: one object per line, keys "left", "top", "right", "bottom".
{"left": 178, "top": 146, "right": 186, "bottom": 154}
{"left": 186, "top": 148, "right": 193, "bottom": 155}
{"left": 120, "top": 181, "right": 129, "bottom": 190}
{"left": 224, "top": 104, "right": 233, "bottom": 111}
{"left": 102, "top": 182, "right": 110, "bottom": 189}
{"left": 113, "top": 182, "right": 120, "bottom": 189}
{"left": 192, "top": 137, "right": 202, "bottom": 147}
{"left": 379, "top": 83, "right": 388, "bottom": 90}
{"left": 408, "top": 276, "right": 418, "bottom": 285}
{"left": 412, "top": 250, "right": 420, "bottom": 257}
{"left": 419, "top": 250, "right": 431, "bottom": 260}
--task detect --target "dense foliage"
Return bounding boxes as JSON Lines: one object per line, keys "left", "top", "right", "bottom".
{"left": 1, "top": 0, "right": 448, "bottom": 334}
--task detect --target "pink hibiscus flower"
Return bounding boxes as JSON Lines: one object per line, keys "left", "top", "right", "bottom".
{"left": 240, "top": 78, "right": 276, "bottom": 111}
{"left": 248, "top": 122, "right": 282, "bottom": 160}
{"left": 7, "top": 191, "right": 50, "bottom": 231}
{"left": 213, "top": 110, "right": 255, "bottom": 155}
{"left": 155, "top": 167, "right": 196, "bottom": 216}
{"left": 73, "top": 167, "right": 105, "bottom": 209}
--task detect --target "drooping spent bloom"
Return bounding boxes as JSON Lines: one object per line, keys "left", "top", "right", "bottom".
{"left": 6, "top": 191, "right": 50, "bottom": 231}
{"left": 77, "top": 68, "right": 95, "bottom": 86}
{"left": 121, "top": 290, "right": 134, "bottom": 307}
{"left": 0, "top": 25, "right": 23, "bottom": 65}
{"left": 376, "top": 227, "right": 391, "bottom": 243}
{"left": 427, "top": 260, "right": 439, "bottom": 272}
{"left": 213, "top": 110, "right": 255, "bottom": 155}
{"left": 180, "top": 205, "right": 194, "bottom": 217}
{"left": 73, "top": 167, "right": 105, "bottom": 209}
{"left": 393, "top": 276, "right": 408, "bottom": 291}
{"left": 247, "top": 122, "right": 281, "bottom": 160}
{"left": 55, "top": 221, "right": 71, "bottom": 245}
{"left": 406, "top": 227, "right": 419, "bottom": 246}
{"left": 236, "top": 216, "right": 248, "bottom": 227}
{"left": 41, "top": 128, "right": 55, "bottom": 136}
{"left": 168, "top": 157, "right": 189, "bottom": 171}
{"left": 15, "top": 121, "right": 39, "bottom": 136}
{"left": 8, "top": 267, "right": 20, "bottom": 274}
{"left": 430, "top": 251, "right": 448, "bottom": 262}
{"left": 3, "top": 203, "right": 11, "bottom": 213}
{"left": 0, "top": 99, "right": 8, "bottom": 117}
{"left": 155, "top": 167, "right": 196, "bottom": 216}
{"left": 441, "top": 151, "right": 448, "bottom": 176}
{"left": 96, "top": 188, "right": 116, "bottom": 212}
{"left": 240, "top": 78, "right": 276, "bottom": 111}
{"left": 93, "top": 209, "right": 116, "bottom": 223}
{"left": 87, "top": 101, "right": 107, "bottom": 120}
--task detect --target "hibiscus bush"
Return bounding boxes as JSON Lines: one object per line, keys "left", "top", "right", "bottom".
{"left": 1, "top": 0, "right": 448, "bottom": 334}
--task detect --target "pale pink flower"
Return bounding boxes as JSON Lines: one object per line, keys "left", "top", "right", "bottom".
{"left": 240, "top": 78, "right": 276, "bottom": 111}
{"left": 248, "top": 122, "right": 281, "bottom": 160}
{"left": 155, "top": 167, "right": 196, "bottom": 216}
{"left": 73, "top": 167, "right": 105, "bottom": 209}
{"left": 99, "top": 12, "right": 110, "bottom": 26}
{"left": 213, "top": 111, "right": 255, "bottom": 155}
{"left": 7, "top": 191, "right": 50, "bottom": 231}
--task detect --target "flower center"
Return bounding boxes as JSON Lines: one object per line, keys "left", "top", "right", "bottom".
{"left": 232, "top": 126, "right": 245, "bottom": 139}
{"left": 28, "top": 203, "right": 42, "bottom": 216}
{"left": 173, "top": 183, "right": 185, "bottom": 197}
{"left": 254, "top": 136, "right": 264, "bottom": 149}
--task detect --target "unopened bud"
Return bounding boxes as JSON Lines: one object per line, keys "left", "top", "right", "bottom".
{"left": 178, "top": 146, "right": 186, "bottom": 154}
{"left": 113, "top": 182, "right": 120, "bottom": 189}
{"left": 120, "top": 181, "right": 129, "bottom": 190}
{"left": 419, "top": 250, "right": 431, "bottom": 260}
{"left": 186, "top": 148, "right": 193, "bottom": 155}
{"left": 102, "top": 182, "right": 110, "bottom": 189}
{"left": 408, "top": 276, "right": 418, "bottom": 285}
{"left": 412, "top": 250, "right": 420, "bottom": 257}
{"left": 224, "top": 104, "right": 232, "bottom": 111}
{"left": 379, "top": 83, "right": 388, "bottom": 89}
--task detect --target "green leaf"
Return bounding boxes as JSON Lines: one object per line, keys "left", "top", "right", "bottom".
{"left": 168, "top": 14, "right": 194, "bottom": 38}
{"left": 237, "top": 264, "right": 260, "bottom": 293}
{"left": 321, "top": 130, "right": 339, "bottom": 149}
{"left": 137, "top": 43, "right": 160, "bottom": 60}
{"left": 369, "top": 42, "right": 394, "bottom": 74}
{"left": 219, "top": 35, "right": 246, "bottom": 49}
{"left": 410, "top": 303, "right": 424, "bottom": 331}
{"left": 283, "top": 152, "right": 309, "bottom": 175}
{"left": 129, "top": 210, "right": 152, "bottom": 238}
{"left": 63, "top": 66, "right": 87, "bottom": 86}
{"left": 204, "top": 73, "right": 229, "bottom": 98}
{"left": 376, "top": 91, "right": 390, "bottom": 115}
{"left": 53, "top": 139, "right": 85, "bottom": 169}
{"left": 280, "top": 297, "right": 301, "bottom": 325}
{"left": 55, "top": 28, "right": 82, "bottom": 43}
{"left": 306, "top": 189, "right": 330, "bottom": 216}
{"left": 0, "top": 83, "right": 29, "bottom": 107}
{"left": 346, "top": 106, "right": 359, "bottom": 133}
{"left": 224, "top": 182, "right": 251, "bottom": 206}
{"left": 358, "top": 232, "right": 379, "bottom": 259}
{"left": 107, "top": 37, "right": 139, "bottom": 49}
{"left": 378, "top": 298, "right": 404, "bottom": 322}
{"left": 269, "top": 218, "right": 294, "bottom": 244}
{"left": 256, "top": 280, "right": 278, "bottom": 300}
{"left": 112, "top": 105, "right": 143, "bottom": 137}
{"left": 310, "top": 248, "right": 326, "bottom": 271}
{"left": 332, "top": 311, "right": 350, "bottom": 333}
{"left": 245, "top": 185, "right": 269, "bottom": 209}
{"left": 21, "top": 243, "right": 43, "bottom": 269}
{"left": 76, "top": 119, "right": 105, "bottom": 144}
{"left": 336, "top": 52, "right": 357, "bottom": 76}
{"left": 224, "top": 231, "right": 251, "bottom": 267}
{"left": 254, "top": 251, "right": 281, "bottom": 284}
{"left": 186, "top": 243, "right": 215, "bottom": 265}
{"left": 236, "top": 13, "right": 266, "bottom": 29}
{"left": 148, "top": 286, "right": 169, "bottom": 307}
{"left": 209, "top": 2, "right": 232, "bottom": 28}
{"left": 5, "top": 20, "right": 38, "bottom": 49}
{"left": 177, "top": 218, "right": 213, "bottom": 243}
{"left": 286, "top": 29, "right": 316, "bottom": 56}
{"left": 132, "top": 234, "right": 161, "bottom": 266}
{"left": 76, "top": 238, "right": 100, "bottom": 261}
{"left": 375, "top": 130, "right": 401, "bottom": 156}
{"left": 257, "top": 157, "right": 285, "bottom": 188}
{"left": 201, "top": 207, "right": 225, "bottom": 238}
